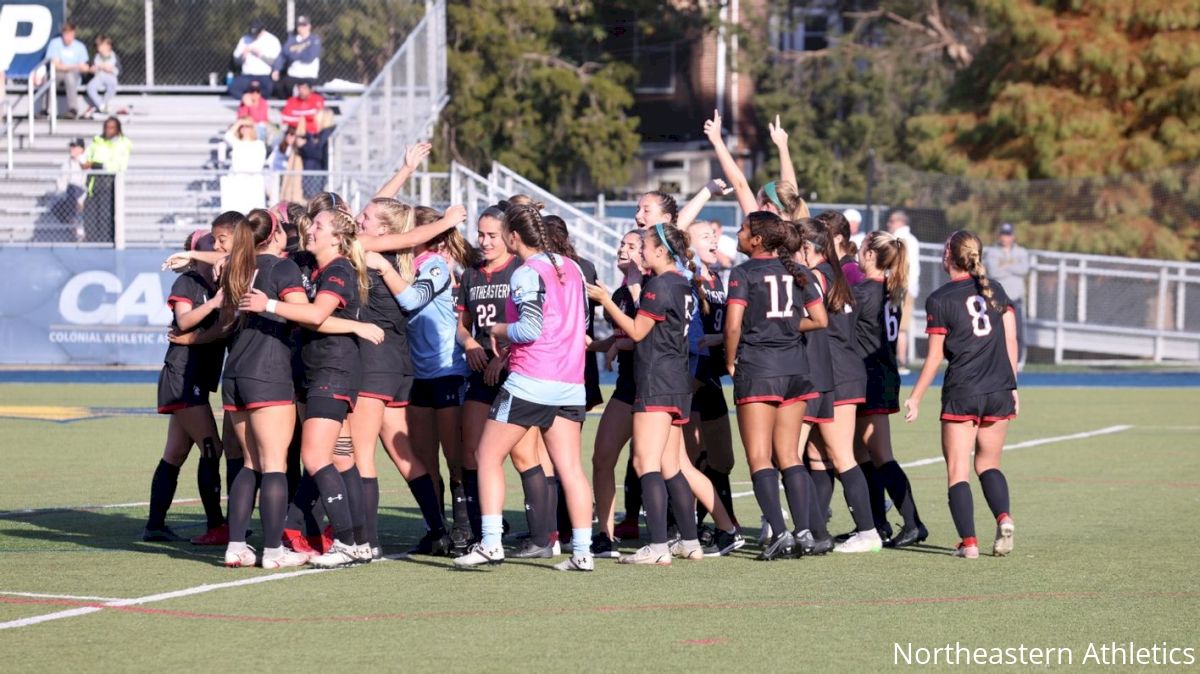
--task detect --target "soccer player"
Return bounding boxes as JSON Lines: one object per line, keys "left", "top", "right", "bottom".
{"left": 905, "top": 230, "right": 1018, "bottom": 559}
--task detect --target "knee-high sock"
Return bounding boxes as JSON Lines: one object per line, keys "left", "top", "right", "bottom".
{"left": 622, "top": 453, "right": 642, "bottom": 520}
{"left": 810, "top": 467, "right": 835, "bottom": 529}
{"left": 948, "top": 481, "right": 975, "bottom": 541}
{"left": 407, "top": 474, "right": 447, "bottom": 536}
{"left": 197, "top": 437, "right": 224, "bottom": 529}
{"left": 804, "top": 471, "right": 829, "bottom": 538}
{"left": 665, "top": 473, "right": 699, "bottom": 541}
{"left": 837, "top": 465, "right": 876, "bottom": 533}
{"left": 147, "top": 459, "right": 181, "bottom": 529}
{"left": 227, "top": 468, "right": 260, "bottom": 544}
{"left": 978, "top": 469, "right": 1011, "bottom": 521}
{"left": 340, "top": 465, "right": 366, "bottom": 544}
{"left": 781, "top": 465, "right": 811, "bottom": 534}
{"left": 751, "top": 468, "right": 787, "bottom": 539}
{"left": 878, "top": 460, "right": 921, "bottom": 528}
{"left": 259, "top": 472, "right": 288, "bottom": 549}
{"left": 285, "top": 472, "right": 321, "bottom": 536}
{"left": 462, "top": 469, "right": 482, "bottom": 540}
{"left": 640, "top": 472, "right": 669, "bottom": 545}
{"left": 554, "top": 476, "right": 570, "bottom": 540}
{"left": 703, "top": 467, "right": 735, "bottom": 528}
{"left": 225, "top": 457, "right": 243, "bottom": 512}
{"left": 362, "top": 477, "right": 380, "bottom": 548}
{"left": 519, "top": 466, "right": 550, "bottom": 547}
{"left": 861, "top": 461, "right": 888, "bottom": 529}
{"left": 312, "top": 465, "right": 354, "bottom": 545}
{"left": 450, "top": 477, "right": 468, "bottom": 525}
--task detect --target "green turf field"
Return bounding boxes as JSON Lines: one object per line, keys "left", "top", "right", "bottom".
{"left": 1, "top": 383, "right": 1198, "bottom": 671}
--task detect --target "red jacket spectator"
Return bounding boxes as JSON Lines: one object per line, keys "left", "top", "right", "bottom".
{"left": 237, "top": 87, "right": 270, "bottom": 125}
{"left": 281, "top": 84, "right": 325, "bottom": 136}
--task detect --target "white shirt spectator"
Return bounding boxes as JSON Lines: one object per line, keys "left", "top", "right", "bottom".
{"left": 233, "top": 31, "right": 282, "bottom": 77}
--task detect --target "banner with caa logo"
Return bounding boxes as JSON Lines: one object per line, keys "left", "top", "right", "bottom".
{"left": 1, "top": 1, "right": 65, "bottom": 77}
{"left": 0, "top": 248, "right": 184, "bottom": 365}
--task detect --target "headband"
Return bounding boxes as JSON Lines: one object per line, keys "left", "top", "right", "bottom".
{"left": 273, "top": 201, "right": 291, "bottom": 225}
{"left": 654, "top": 222, "right": 676, "bottom": 258}
{"left": 188, "top": 229, "right": 206, "bottom": 251}
{"left": 763, "top": 181, "right": 784, "bottom": 211}
{"left": 267, "top": 207, "right": 280, "bottom": 239}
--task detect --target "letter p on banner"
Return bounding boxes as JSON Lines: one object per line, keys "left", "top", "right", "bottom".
{"left": 0, "top": 1, "right": 64, "bottom": 76}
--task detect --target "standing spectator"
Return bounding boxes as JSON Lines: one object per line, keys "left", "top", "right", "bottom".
{"left": 272, "top": 15, "right": 322, "bottom": 97}
{"left": 236, "top": 81, "right": 271, "bottom": 141}
{"left": 82, "top": 35, "right": 120, "bottom": 119}
{"left": 81, "top": 116, "right": 132, "bottom": 242}
{"left": 844, "top": 208, "right": 865, "bottom": 248}
{"left": 297, "top": 109, "right": 335, "bottom": 198}
{"left": 280, "top": 81, "right": 325, "bottom": 136}
{"left": 41, "top": 22, "right": 89, "bottom": 118}
{"left": 219, "top": 117, "right": 267, "bottom": 213}
{"left": 887, "top": 210, "right": 921, "bottom": 374}
{"left": 266, "top": 127, "right": 300, "bottom": 204}
{"left": 53, "top": 138, "right": 88, "bottom": 238}
{"left": 984, "top": 223, "right": 1030, "bottom": 369}
{"left": 229, "top": 20, "right": 281, "bottom": 99}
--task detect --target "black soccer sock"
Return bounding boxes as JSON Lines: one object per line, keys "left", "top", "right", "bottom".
{"left": 340, "top": 465, "right": 367, "bottom": 544}
{"left": 781, "top": 465, "right": 812, "bottom": 534}
{"left": 362, "top": 477, "right": 380, "bottom": 549}
{"left": 259, "top": 471, "right": 288, "bottom": 549}
{"left": 519, "top": 466, "right": 550, "bottom": 547}
{"left": 751, "top": 468, "right": 787, "bottom": 539}
{"left": 286, "top": 419, "right": 302, "bottom": 498}
{"left": 947, "top": 481, "right": 975, "bottom": 541}
{"left": 837, "top": 465, "right": 876, "bottom": 533}
{"left": 704, "top": 467, "right": 735, "bottom": 528}
{"left": 622, "top": 453, "right": 642, "bottom": 520}
{"left": 286, "top": 472, "right": 321, "bottom": 536}
{"left": 553, "top": 476, "right": 570, "bottom": 541}
{"left": 437, "top": 474, "right": 446, "bottom": 516}
{"left": 810, "top": 467, "right": 835, "bottom": 528}
{"left": 462, "top": 469, "right": 482, "bottom": 540}
{"left": 878, "top": 460, "right": 921, "bottom": 528}
{"left": 407, "top": 474, "right": 447, "bottom": 536}
{"left": 978, "top": 469, "right": 1011, "bottom": 521}
{"left": 640, "top": 472, "right": 670, "bottom": 545}
{"left": 147, "top": 459, "right": 181, "bottom": 529}
{"left": 450, "top": 478, "right": 468, "bottom": 526}
{"left": 665, "top": 474, "right": 699, "bottom": 541}
{"left": 224, "top": 457, "right": 243, "bottom": 509}
{"left": 197, "top": 439, "right": 224, "bottom": 529}
{"left": 226, "top": 467, "right": 260, "bottom": 544}
{"left": 312, "top": 465, "right": 354, "bottom": 544}
{"left": 861, "top": 461, "right": 888, "bottom": 529}
{"left": 804, "top": 471, "right": 830, "bottom": 538}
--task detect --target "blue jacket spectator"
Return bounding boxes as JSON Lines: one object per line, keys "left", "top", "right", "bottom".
{"left": 272, "top": 15, "right": 321, "bottom": 97}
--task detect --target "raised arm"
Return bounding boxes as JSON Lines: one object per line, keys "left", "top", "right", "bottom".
{"left": 360, "top": 204, "right": 466, "bottom": 253}
{"left": 677, "top": 179, "right": 730, "bottom": 230}
{"left": 373, "top": 142, "right": 432, "bottom": 200}
{"left": 768, "top": 114, "right": 797, "bottom": 194}
{"left": 703, "top": 109, "right": 757, "bottom": 215}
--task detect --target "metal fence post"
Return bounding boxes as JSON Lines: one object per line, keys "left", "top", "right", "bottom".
{"left": 426, "top": 1, "right": 437, "bottom": 106}
{"left": 1028, "top": 254, "right": 1039, "bottom": 319}
{"left": 144, "top": 0, "right": 155, "bottom": 87}
{"left": 420, "top": 172, "right": 431, "bottom": 206}
{"left": 49, "top": 63, "right": 56, "bottom": 136}
{"left": 114, "top": 172, "right": 127, "bottom": 250}
{"left": 1177, "top": 267, "right": 1187, "bottom": 336}
{"left": 1154, "top": 266, "right": 1169, "bottom": 362}
{"left": 1054, "top": 257, "right": 1066, "bottom": 364}
{"left": 1077, "top": 259, "right": 1087, "bottom": 323}
{"left": 27, "top": 77, "right": 35, "bottom": 144}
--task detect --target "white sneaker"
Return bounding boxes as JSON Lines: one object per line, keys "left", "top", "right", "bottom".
{"left": 553, "top": 554, "right": 594, "bottom": 572}
{"left": 669, "top": 539, "right": 704, "bottom": 560}
{"left": 834, "top": 529, "right": 883, "bottom": 553}
{"left": 993, "top": 517, "right": 1015, "bottom": 557}
{"left": 954, "top": 541, "right": 980, "bottom": 559}
{"left": 224, "top": 544, "right": 256, "bottom": 568}
{"left": 309, "top": 540, "right": 359, "bottom": 568}
{"left": 618, "top": 544, "right": 672, "bottom": 566}
{"left": 261, "top": 546, "right": 309, "bottom": 569}
{"left": 354, "top": 543, "right": 373, "bottom": 563}
{"left": 453, "top": 542, "right": 505, "bottom": 567}
{"left": 551, "top": 539, "right": 562, "bottom": 556}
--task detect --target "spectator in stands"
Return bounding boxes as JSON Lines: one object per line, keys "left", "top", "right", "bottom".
{"left": 230, "top": 20, "right": 281, "bottom": 99}
{"left": 82, "top": 35, "right": 120, "bottom": 119}
{"left": 281, "top": 81, "right": 325, "bottom": 136}
{"left": 844, "top": 207, "right": 865, "bottom": 248}
{"left": 54, "top": 138, "right": 89, "bottom": 237}
{"left": 272, "top": 14, "right": 322, "bottom": 97}
{"left": 40, "top": 22, "right": 90, "bottom": 118}
{"left": 887, "top": 209, "right": 921, "bottom": 374}
{"left": 80, "top": 116, "right": 132, "bottom": 242}
{"left": 985, "top": 223, "right": 1030, "bottom": 369}
{"left": 266, "top": 127, "right": 301, "bottom": 204}
{"left": 298, "top": 108, "right": 335, "bottom": 197}
{"left": 220, "top": 117, "right": 267, "bottom": 213}
{"left": 236, "top": 80, "right": 271, "bottom": 141}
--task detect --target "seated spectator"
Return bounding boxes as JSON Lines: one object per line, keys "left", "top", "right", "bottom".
{"left": 281, "top": 81, "right": 325, "bottom": 136}
{"left": 82, "top": 35, "right": 120, "bottom": 119}
{"left": 229, "top": 20, "right": 280, "bottom": 99}
{"left": 236, "top": 80, "right": 271, "bottom": 141}
{"left": 54, "top": 138, "right": 89, "bottom": 237}
{"left": 272, "top": 15, "right": 322, "bottom": 98}
{"left": 39, "top": 22, "right": 90, "bottom": 118}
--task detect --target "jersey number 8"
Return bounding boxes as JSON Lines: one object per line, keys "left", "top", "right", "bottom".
{"left": 965, "top": 295, "right": 992, "bottom": 337}
{"left": 763, "top": 275, "right": 795, "bottom": 319}
{"left": 475, "top": 303, "right": 497, "bottom": 329}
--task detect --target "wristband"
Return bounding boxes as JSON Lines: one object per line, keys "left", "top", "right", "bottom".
{"left": 705, "top": 179, "right": 724, "bottom": 194}
{"left": 265, "top": 299, "right": 278, "bottom": 314}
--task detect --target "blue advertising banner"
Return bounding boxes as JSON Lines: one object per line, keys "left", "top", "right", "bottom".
{"left": 0, "top": 248, "right": 182, "bottom": 365}
{"left": 1, "top": 1, "right": 65, "bottom": 77}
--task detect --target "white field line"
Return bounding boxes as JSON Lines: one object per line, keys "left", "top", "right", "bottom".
{"left": 731, "top": 424, "right": 1134, "bottom": 498}
{"left": 0, "top": 567, "right": 331, "bottom": 631}
{"left": 0, "top": 592, "right": 124, "bottom": 602}
{"left": 0, "top": 497, "right": 210, "bottom": 517}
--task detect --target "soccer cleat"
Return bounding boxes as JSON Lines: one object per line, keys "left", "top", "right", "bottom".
{"left": 613, "top": 517, "right": 640, "bottom": 541}
{"left": 704, "top": 529, "right": 745, "bottom": 557}
{"left": 354, "top": 543, "right": 374, "bottom": 563}
{"left": 953, "top": 541, "right": 980, "bottom": 559}
{"left": 758, "top": 516, "right": 774, "bottom": 547}
{"left": 553, "top": 554, "right": 595, "bottom": 572}
{"left": 370, "top": 546, "right": 383, "bottom": 562}
{"left": 591, "top": 532, "right": 620, "bottom": 559}
{"left": 618, "top": 545, "right": 672, "bottom": 566}
{"left": 309, "top": 540, "right": 361, "bottom": 568}
{"left": 993, "top": 517, "right": 1015, "bottom": 557}
{"left": 142, "top": 525, "right": 186, "bottom": 543}
{"left": 697, "top": 524, "right": 716, "bottom": 549}
{"left": 548, "top": 530, "right": 562, "bottom": 556}
{"left": 757, "top": 531, "right": 796, "bottom": 561}
{"left": 878, "top": 522, "right": 895, "bottom": 542}
{"left": 224, "top": 544, "right": 257, "bottom": 568}
{"left": 668, "top": 539, "right": 705, "bottom": 561}
{"left": 510, "top": 538, "right": 554, "bottom": 559}
{"left": 261, "top": 547, "right": 309, "bottom": 569}
{"left": 884, "top": 523, "right": 929, "bottom": 549}
{"left": 408, "top": 530, "right": 453, "bottom": 556}
{"left": 283, "top": 529, "right": 319, "bottom": 560}
{"left": 449, "top": 523, "right": 472, "bottom": 552}
{"left": 834, "top": 529, "right": 883, "bottom": 553}
{"left": 795, "top": 529, "right": 835, "bottom": 556}
{"left": 190, "top": 523, "right": 230, "bottom": 546}
{"left": 453, "top": 542, "right": 505, "bottom": 567}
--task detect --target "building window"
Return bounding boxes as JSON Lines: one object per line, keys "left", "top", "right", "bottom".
{"left": 775, "top": 4, "right": 838, "bottom": 54}
{"left": 634, "top": 43, "right": 676, "bottom": 94}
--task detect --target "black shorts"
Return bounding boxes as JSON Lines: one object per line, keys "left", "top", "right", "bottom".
{"left": 489, "top": 388, "right": 585, "bottom": 429}
{"left": 694, "top": 355, "right": 723, "bottom": 389}
{"left": 410, "top": 375, "right": 465, "bottom": 409}
{"left": 157, "top": 365, "right": 211, "bottom": 414}
{"left": 585, "top": 352, "right": 603, "bottom": 411}
{"left": 834, "top": 378, "right": 867, "bottom": 407}
{"left": 692, "top": 380, "right": 728, "bottom": 422}
{"left": 861, "top": 370, "right": 900, "bottom": 416}
{"left": 633, "top": 393, "right": 692, "bottom": 426}
{"left": 306, "top": 395, "right": 351, "bottom": 423}
{"left": 360, "top": 371, "right": 413, "bottom": 408}
{"left": 222, "top": 376, "right": 294, "bottom": 412}
{"left": 942, "top": 390, "right": 1017, "bottom": 424}
{"left": 804, "top": 390, "right": 835, "bottom": 424}
{"left": 732, "top": 373, "right": 815, "bottom": 407}
{"left": 612, "top": 373, "right": 636, "bottom": 406}
{"left": 304, "top": 367, "right": 358, "bottom": 410}
{"left": 464, "top": 369, "right": 506, "bottom": 406}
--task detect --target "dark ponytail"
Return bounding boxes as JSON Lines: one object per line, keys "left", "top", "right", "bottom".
{"left": 747, "top": 210, "right": 806, "bottom": 288}
{"left": 815, "top": 209, "right": 857, "bottom": 258}
{"left": 645, "top": 223, "right": 708, "bottom": 315}
{"left": 797, "top": 216, "right": 854, "bottom": 312}
{"left": 646, "top": 190, "right": 679, "bottom": 225}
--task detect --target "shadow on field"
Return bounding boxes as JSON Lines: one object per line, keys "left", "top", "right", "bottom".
{"left": 0, "top": 509, "right": 226, "bottom": 564}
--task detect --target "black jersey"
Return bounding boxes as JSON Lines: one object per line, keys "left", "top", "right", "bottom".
{"left": 609, "top": 284, "right": 638, "bottom": 390}
{"left": 635, "top": 271, "right": 695, "bottom": 398}
{"left": 164, "top": 271, "right": 224, "bottom": 391}
{"left": 224, "top": 254, "right": 306, "bottom": 382}
{"left": 362, "top": 252, "right": 412, "bottom": 375}
{"left": 301, "top": 256, "right": 362, "bottom": 373}
{"left": 458, "top": 255, "right": 521, "bottom": 356}
{"left": 576, "top": 256, "right": 600, "bottom": 338}
{"left": 852, "top": 278, "right": 900, "bottom": 377}
{"left": 726, "top": 256, "right": 821, "bottom": 378}
{"left": 925, "top": 276, "right": 1017, "bottom": 400}
{"left": 815, "top": 261, "right": 866, "bottom": 384}
{"left": 699, "top": 267, "right": 728, "bottom": 380}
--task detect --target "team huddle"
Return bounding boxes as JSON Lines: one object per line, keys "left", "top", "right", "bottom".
{"left": 143, "top": 133, "right": 1020, "bottom": 571}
